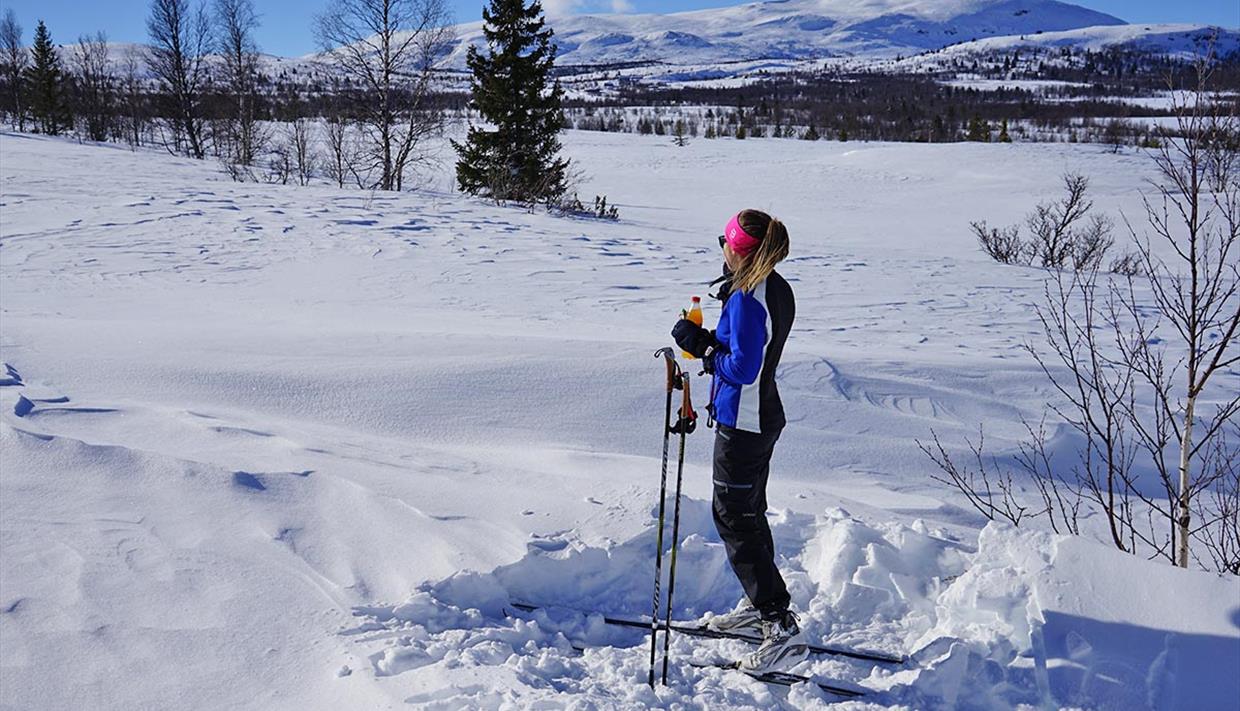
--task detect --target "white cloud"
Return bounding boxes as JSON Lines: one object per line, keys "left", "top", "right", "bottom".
{"left": 541, "top": 0, "right": 634, "bottom": 17}
{"left": 542, "top": 0, "right": 586, "bottom": 17}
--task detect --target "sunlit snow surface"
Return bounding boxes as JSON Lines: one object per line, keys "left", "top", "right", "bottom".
{"left": 1, "top": 130, "right": 1238, "bottom": 709}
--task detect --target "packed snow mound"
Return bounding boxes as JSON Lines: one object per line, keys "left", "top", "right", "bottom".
{"left": 349, "top": 511, "right": 1240, "bottom": 709}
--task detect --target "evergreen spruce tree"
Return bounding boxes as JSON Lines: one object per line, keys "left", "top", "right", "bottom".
{"left": 672, "top": 119, "right": 688, "bottom": 147}
{"left": 453, "top": 0, "right": 569, "bottom": 204}
{"left": 24, "top": 20, "right": 71, "bottom": 135}
{"left": 998, "top": 118, "right": 1012, "bottom": 143}
{"left": 802, "top": 125, "right": 819, "bottom": 141}
{"left": 966, "top": 114, "right": 990, "bottom": 142}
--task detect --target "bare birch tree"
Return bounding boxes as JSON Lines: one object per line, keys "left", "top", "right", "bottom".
{"left": 313, "top": 0, "right": 453, "bottom": 191}
{"left": 120, "top": 53, "right": 148, "bottom": 148}
{"left": 1122, "top": 55, "right": 1240, "bottom": 568}
{"left": 72, "top": 32, "right": 113, "bottom": 142}
{"left": 926, "top": 49, "right": 1238, "bottom": 575}
{"left": 322, "top": 113, "right": 357, "bottom": 188}
{"left": 289, "top": 118, "right": 314, "bottom": 186}
{"left": 147, "top": 0, "right": 212, "bottom": 158}
{"left": 0, "top": 9, "right": 27, "bottom": 131}
{"left": 215, "top": 0, "right": 265, "bottom": 170}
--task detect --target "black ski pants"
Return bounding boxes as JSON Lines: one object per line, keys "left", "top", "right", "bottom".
{"left": 711, "top": 423, "right": 790, "bottom": 620}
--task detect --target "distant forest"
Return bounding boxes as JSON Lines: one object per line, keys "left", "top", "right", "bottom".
{"left": 3, "top": 34, "right": 1237, "bottom": 168}
{"left": 556, "top": 46, "right": 1240, "bottom": 146}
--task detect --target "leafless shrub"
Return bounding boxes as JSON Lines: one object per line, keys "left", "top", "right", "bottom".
{"left": 1025, "top": 174, "right": 1111, "bottom": 268}
{"left": 1194, "top": 427, "right": 1239, "bottom": 575}
{"left": 549, "top": 193, "right": 620, "bottom": 221}
{"left": 1070, "top": 215, "right": 1115, "bottom": 271}
{"left": 1029, "top": 266, "right": 1143, "bottom": 552}
{"left": 929, "top": 50, "right": 1240, "bottom": 575}
{"left": 265, "top": 138, "right": 292, "bottom": 185}
{"left": 222, "top": 153, "right": 253, "bottom": 181}
{"left": 917, "top": 428, "right": 1033, "bottom": 527}
{"left": 974, "top": 221, "right": 1025, "bottom": 264}
{"left": 974, "top": 173, "right": 1117, "bottom": 272}
{"left": 1108, "top": 252, "right": 1144, "bottom": 277}
{"left": 1009, "top": 416, "right": 1084, "bottom": 536}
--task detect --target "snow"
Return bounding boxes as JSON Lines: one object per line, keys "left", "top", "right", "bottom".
{"left": 920, "top": 23, "right": 1240, "bottom": 59}
{"left": 2, "top": 129, "right": 1239, "bottom": 709}
{"left": 409, "top": 0, "right": 1125, "bottom": 69}
{"left": 52, "top": 7, "right": 1232, "bottom": 92}
{"left": 942, "top": 78, "right": 1092, "bottom": 91}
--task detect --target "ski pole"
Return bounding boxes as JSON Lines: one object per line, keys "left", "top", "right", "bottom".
{"left": 661, "top": 369, "right": 696, "bottom": 685}
{"left": 648, "top": 347, "right": 678, "bottom": 689}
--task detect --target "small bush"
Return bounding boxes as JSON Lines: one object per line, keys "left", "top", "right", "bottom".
{"left": 549, "top": 193, "right": 619, "bottom": 221}
{"left": 975, "top": 173, "right": 1118, "bottom": 273}
{"left": 1109, "top": 252, "right": 1144, "bottom": 277}
{"left": 973, "top": 221, "right": 1024, "bottom": 264}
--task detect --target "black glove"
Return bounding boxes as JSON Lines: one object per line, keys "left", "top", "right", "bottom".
{"left": 671, "top": 319, "right": 718, "bottom": 360}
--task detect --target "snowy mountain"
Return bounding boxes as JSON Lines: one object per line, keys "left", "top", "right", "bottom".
{"left": 918, "top": 22, "right": 1240, "bottom": 59}
{"left": 437, "top": 0, "right": 1128, "bottom": 67}
{"left": 56, "top": 1, "right": 1231, "bottom": 87}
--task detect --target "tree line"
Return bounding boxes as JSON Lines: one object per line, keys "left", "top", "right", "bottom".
{"left": 559, "top": 48, "right": 1239, "bottom": 148}
{"left": 1, "top": 0, "right": 600, "bottom": 216}
{"left": 0, "top": 0, "right": 457, "bottom": 193}
{"left": 2, "top": 0, "right": 590, "bottom": 209}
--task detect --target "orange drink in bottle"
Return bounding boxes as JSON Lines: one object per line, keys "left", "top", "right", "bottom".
{"left": 682, "top": 296, "right": 703, "bottom": 360}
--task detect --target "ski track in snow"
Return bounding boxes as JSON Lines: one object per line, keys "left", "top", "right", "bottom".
{"left": 1, "top": 130, "right": 1238, "bottom": 709}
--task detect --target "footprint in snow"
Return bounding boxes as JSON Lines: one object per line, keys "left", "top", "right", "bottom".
{"left": 0, "top": 363, "right": 23, "bottom": 386}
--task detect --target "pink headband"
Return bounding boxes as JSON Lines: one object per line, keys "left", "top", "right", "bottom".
{"left": 724, "top": 214, "right": 761, "bottom": 256}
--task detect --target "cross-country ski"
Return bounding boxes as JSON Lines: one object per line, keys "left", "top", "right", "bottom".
{"left": 506, "top": 602, "right": 907, "bottom": 664}
{"left": 689, "top": 660, "right": 869, "bottom": 699}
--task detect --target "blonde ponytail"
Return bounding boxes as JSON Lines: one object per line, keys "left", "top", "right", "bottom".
{"left": 731, "top": 209, "right": 789, "bottom": 294}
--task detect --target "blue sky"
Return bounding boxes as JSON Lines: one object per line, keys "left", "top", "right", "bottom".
{"left": 0, "top": 0, "right": 1235, "bottom": 57}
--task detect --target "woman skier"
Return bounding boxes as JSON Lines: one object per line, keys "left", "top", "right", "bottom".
{"left": 670, "top": 209, "right": 806, "bottom": 673}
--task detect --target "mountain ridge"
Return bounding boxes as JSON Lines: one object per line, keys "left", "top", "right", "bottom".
{"left": 433, "top": 0, "right": 1128, "bottom": 67}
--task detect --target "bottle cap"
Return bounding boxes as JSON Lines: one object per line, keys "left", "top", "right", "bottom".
{"left": 691, "top": 296, "right": 700, "bottom": 303}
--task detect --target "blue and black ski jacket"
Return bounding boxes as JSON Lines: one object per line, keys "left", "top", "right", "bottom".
{"left": 708, "top": 268, "right": 795, "bottom": 434}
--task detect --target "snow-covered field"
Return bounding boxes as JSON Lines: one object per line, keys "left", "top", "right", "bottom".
{"left": 1, "top": 130, "right": 1238, "bottom": 710}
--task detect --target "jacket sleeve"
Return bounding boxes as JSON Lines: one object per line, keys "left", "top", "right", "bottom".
{"left": 712, "top": 294, "right": 767, "bottom": 386}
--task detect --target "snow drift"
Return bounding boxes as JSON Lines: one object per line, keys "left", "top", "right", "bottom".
{"left": 354, "top": 511, "right": 1240, "bottom": 709}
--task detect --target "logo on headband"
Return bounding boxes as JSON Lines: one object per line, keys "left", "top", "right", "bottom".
{"left": 724, "top": 215, "right": 760, "bottom": 256}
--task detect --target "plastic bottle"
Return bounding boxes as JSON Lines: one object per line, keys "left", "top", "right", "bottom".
{"left": 682, "top": 296, "right": 703, "bottom": 360}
